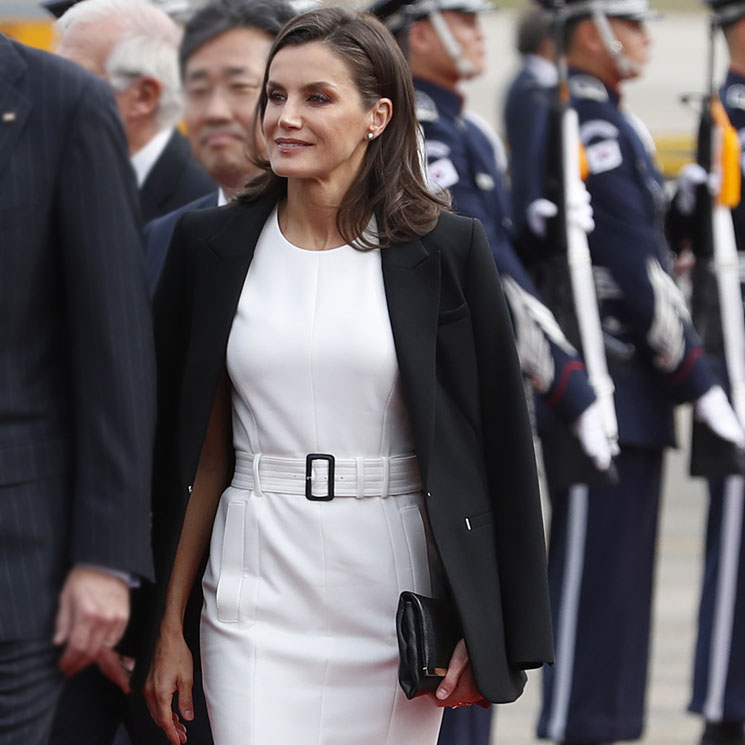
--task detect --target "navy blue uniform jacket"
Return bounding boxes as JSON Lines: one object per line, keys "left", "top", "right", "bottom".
{"left": 565, "top": 71, "right": 715, "bottom": 448}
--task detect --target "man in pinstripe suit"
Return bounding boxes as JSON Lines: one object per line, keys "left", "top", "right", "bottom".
{"left": 0, "top": 31, "right": 156, "bottom": 745}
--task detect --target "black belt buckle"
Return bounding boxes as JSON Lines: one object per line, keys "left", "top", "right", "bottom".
{"left": 305, "top": 453, "right": 335, "bottom": 501}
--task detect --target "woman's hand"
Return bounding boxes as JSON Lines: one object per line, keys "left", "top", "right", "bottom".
{"left": 432, "top": 639, "right": 486, "bottom": 709}
{"left": 143, "top": 625, "right": 194, "bottom": 745}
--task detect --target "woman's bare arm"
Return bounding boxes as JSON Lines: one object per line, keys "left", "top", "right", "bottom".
{"left": 144, "top": 371, "right": 232, "bottom": 745}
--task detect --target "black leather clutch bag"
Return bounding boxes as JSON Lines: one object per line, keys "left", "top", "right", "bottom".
{"left": 396, "top": 591, "right": 461, "bottom": 700}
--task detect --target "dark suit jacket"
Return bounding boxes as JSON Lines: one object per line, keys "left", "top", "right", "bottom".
{"left": 143, "top": 191, "right": 219, "bottom": 294}
{"left": 0, "top": 35, "right": 156, "bottom": 640}
{"left": 134, "top": 194, "right": 553, "bottom": 703}
{"left": 139, "top": 131, "right": 216, "bottom": 224}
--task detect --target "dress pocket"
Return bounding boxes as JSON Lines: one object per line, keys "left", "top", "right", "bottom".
{"left": 215, "top": 500, "right": 246, "bottom": 623}
{"left": 399, "top": 504, "right": 431, "bottom": 596}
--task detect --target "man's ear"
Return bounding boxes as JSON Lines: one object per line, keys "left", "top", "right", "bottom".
{"left": 574, "top": 18, "right": 603, "bottom": 56}
{"left": 127, "top": 75, "right": 163, "bottom": 120}
{"left": 408, "top": 18, "right": 437, "bottom": 57}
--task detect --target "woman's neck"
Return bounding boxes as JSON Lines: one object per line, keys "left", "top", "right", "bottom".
{"left": 280, "top": 179, "right": 347, "bottom": 251}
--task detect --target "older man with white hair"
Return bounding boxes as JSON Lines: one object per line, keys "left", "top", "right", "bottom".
{"left": 56, "top": 0, "right": 215, "bottom": 222}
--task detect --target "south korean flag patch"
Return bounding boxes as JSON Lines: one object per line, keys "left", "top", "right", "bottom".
{"left": 585, "top": 139, "right": 623, "bottom": 175}
{"left": 427, "top": 157, "right": 459, "bottom": 191}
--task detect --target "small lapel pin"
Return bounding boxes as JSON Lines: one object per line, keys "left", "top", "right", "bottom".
{"left": 2, "top": 112, "right": 16, "bottom": 123}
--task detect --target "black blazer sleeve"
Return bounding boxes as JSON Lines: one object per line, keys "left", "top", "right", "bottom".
{"left": 465, "top": 219, "right": 553, "bottom": 669}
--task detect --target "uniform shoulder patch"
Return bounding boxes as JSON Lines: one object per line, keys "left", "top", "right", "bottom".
{"left": 579, "top": 119, "right": 620, "bottom": 145}
{"left": 727, "top": 84, "right": 745, "bottom": 112}
{"left": 569, "top": 75, "right": 609, "bottom": 103}
{"left": 415, "top": 90, "right": 439, "bottom": 123}
{"left": 585, "top": 139, "right": 623, "bottom": 175}
{"left": 425, "top": 139, "right": 451, "bottom": 160}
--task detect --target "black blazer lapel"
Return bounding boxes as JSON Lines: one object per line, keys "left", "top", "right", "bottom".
{"left": 198, "top": 196, "right": 277, "bottom": 336}
{"left": 0, "top": 38, "right": 30, "bottom": 182}
{"left": 382, "top": 237, "right": 440, "bottom": 485}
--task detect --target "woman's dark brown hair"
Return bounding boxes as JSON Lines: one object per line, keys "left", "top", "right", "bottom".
{"left": 241, "top": 6, "right": 447, "bottom": 249}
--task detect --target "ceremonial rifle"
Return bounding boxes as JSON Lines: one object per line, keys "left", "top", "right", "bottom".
{"left": 538, "top": 0, "right": 619, "bottom": 483}
{"left": 688, "top": 13, "right": 745, "bottom": 474}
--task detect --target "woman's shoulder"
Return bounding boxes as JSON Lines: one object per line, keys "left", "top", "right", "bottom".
{"left": 175, "top": 199, "right": 267, "bottom": 244}
{"left": 432, "top": 210, "right": 476, "bottom": 234}
{"left": 420, "top": 211, "right": 482, "bottom": 260}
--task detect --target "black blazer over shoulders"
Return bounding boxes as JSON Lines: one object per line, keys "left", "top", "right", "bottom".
{"left": 134, "top": 194, "right": 553, "bottom": 703}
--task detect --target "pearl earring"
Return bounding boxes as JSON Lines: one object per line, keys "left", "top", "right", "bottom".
{"left": 367, "top": 131, "right": 374, "bottom": 141}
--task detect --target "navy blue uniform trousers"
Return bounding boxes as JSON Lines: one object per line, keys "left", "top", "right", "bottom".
{"left": 438, "top": 705, "right": 492, "bottom": 745}
{"left": 690, "top": 476, "right": 745, "bottom": 724}
{"left": 538, "top": 448, "right": 662, "bottom": 742}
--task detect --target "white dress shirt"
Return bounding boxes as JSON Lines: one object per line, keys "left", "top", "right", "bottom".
{"left": 130, "top": 127, "right": 173, "bottom": 188}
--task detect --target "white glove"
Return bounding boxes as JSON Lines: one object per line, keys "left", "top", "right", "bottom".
{"left": 694, "top": 385, "right": 745, "bottom": 449}
{"left": 567, "top": 184, "right": 595, "bottom": 234}
{"left": 572, "top": 401, "right": 614, "bottom": 472}
{"left": 527, "top": 199, "right": 558, "bottom": 238}
{"left": 527, "top": 188, "right": 595, "bottom": 238}
{"left": 675, "top": 162, "right": 719, "bottom": 216}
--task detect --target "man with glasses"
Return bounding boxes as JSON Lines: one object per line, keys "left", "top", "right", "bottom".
{"left": 143, "top": 0, "right": 295, "bottom": 291}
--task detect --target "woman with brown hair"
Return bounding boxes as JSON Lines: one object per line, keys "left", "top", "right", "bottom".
{"left": 139, "top": 7, "right": 552, "bottom": 745}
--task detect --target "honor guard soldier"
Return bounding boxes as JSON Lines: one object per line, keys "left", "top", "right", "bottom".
{"left": 683, "top": 3, "right": 745, "bottom": 743}
{"left": 518, "top": 1, "right": 745, "bottom": 743}
{"left": 372, "top": 0, "right": 614, "bottom": 744}
{"left": 503, "top": 5, "right": 559, "bottom": 251}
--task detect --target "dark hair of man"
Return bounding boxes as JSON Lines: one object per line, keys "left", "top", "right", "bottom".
{"left": 179, "top": 0, "right": 295, "bottom": 76}
{"left": 241, "top": 7, "right": 448, "bottom": 249}
{"left": 516, "top": 7, "right": 552, "bottom": 56}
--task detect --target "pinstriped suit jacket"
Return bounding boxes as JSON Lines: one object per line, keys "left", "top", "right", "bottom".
{"left": 0, "top": 35, "right": 156, "bottom": 641}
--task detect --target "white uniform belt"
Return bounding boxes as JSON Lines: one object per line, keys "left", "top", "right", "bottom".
{"left": 231, "top": 452, "right": 422, "bottom": 499}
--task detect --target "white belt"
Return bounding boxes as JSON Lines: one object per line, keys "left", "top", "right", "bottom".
{"left": 231, "top": 452, "right": 422, "bottom": 499}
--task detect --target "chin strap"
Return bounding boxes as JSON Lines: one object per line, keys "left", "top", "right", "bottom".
{"left": 591, "top": 8, "right": 640, "bottom": 79}
{"left": 427, "top": 9, "right": 476, "bottom": 79}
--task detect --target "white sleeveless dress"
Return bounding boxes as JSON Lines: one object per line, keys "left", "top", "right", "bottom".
{"left": 200, "top": 208, "right": 444, "bottom": 745}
